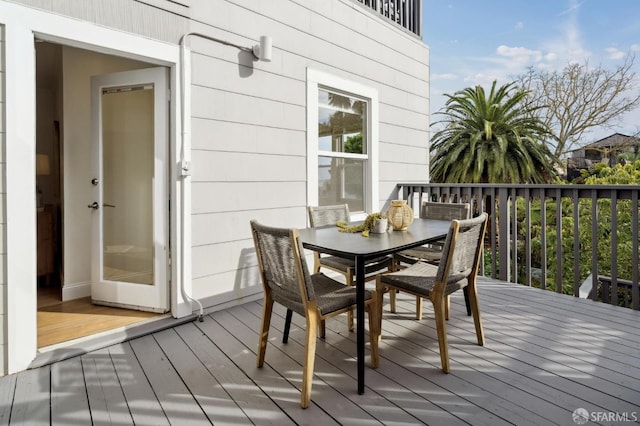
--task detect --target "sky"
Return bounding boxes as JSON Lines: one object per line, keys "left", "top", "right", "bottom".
{"left": 422, "top": 0, "right": 640, "bottom": 143}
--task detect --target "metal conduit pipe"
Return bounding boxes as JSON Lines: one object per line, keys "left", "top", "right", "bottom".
{"left": 177, "top": 32, "right": 272, "bottom": 322}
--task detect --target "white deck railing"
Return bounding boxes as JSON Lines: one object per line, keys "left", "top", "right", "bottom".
{"left": 396, "top": 183, "right": 640, "bottom": 310}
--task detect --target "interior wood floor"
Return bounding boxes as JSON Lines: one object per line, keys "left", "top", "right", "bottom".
{"left": 37, "top": 287, "right": 159, "bottom": 348}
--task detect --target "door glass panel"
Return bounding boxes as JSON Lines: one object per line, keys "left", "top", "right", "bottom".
{"left": 101, "top": 85, "right": 154, "bottom": 285}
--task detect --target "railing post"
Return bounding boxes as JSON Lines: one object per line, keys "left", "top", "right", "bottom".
{"left": 498, "top": 187, "right": 510, "bottom": 282}
{"left": 572, "top": 189, "right": 580, "bottom": 297}
{"left": 555, "top": 188, "right": 563, "bottom": 293}
{"left": 611, "top": 191, "right": 618, "bottom": 305}
{"left": 590, "top": 191, "right": 599, "bottom": 301}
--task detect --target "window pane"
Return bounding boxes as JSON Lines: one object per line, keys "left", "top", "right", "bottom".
{"left": 318, "top": 89, "right": 367, "bottom": 154}
{"left": 318, "top": 156, "right": 365, "bottom": 212}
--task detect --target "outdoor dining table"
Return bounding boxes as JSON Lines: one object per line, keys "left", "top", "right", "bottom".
{"left": 298, "top": 217, "right": 451, "bottom": 394}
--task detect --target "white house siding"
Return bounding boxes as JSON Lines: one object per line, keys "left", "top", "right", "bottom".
{"left": 186, "top": 0, "right": 430, "bottom": 308}
{"left": 0, "top": 25, "right": 6, "bottom": 374}
{"left": 2, "top": 0, "right": 428, "bottom": 353}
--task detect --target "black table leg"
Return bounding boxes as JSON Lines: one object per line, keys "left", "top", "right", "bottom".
{"left": 355, "top": 255, "right": 365, "bottom": 394}
{"left": 282, "top": 309, "right": 293, "bottom": 343}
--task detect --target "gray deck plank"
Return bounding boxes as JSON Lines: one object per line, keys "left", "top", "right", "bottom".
{"left": 389, "top": 283, "right": 640, "bottom": 424}
{"left": 2, "top": 279, "right": 639, "bottom": 425}
{"left": 0, "top": 372, "right": 16, "bottom": 425}
{"left": 10, "top": 366, "right": 50, "bottom": 425}
{"left": 261, "top": 301, "right": 541, "bottom": 426}
{"left": 468, "top": 289, "right": 640, "bottom": 408}
{"left": 485, "top": 286, "right": 640, "bottom": 356}
{"left": 50, "top": 357, "right": 91, "bottom": 425}
{"left": 233, "top": 303, "right": 431, "bottom": 426}
{"left": 175, "top": 320, "right": 291, "bottom": 425}
{"left": 152, "top": 326, "right": 253, "bottom": 426}
{"left": 107, "top": 342, "right": 170, "bottom": 426}
{"left": 482, "top": 279, "right": 640, "bottom": 343}
{"left": 241, "top": 301, "right": 467, "bottom": 426}
{"left": 128, "top": 334, "right": 212, "bottom": 425}
{"left": 201, "top": 310, "right": 335, "bottom": 425}
{"left": 381, "top": 301, "right": 577, "bottom": 424}
{"left": 82, "top": 347, "right": 134, "bottom": 425}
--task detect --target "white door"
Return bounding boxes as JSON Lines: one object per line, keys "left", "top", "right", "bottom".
{"left": 90, "top": 67, "right": 169, "bottom": 312}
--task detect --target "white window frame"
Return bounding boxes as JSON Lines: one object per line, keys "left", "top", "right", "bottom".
{"left": 306, "top": 68, "right": 379, "bottom": 220}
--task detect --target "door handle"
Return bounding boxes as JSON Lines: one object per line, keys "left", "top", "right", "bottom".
{"left": 103, "top": 203, "right": 116, "bottom": 208}
{"left": 88, "top": 202, "right": 99, "bottom": 210}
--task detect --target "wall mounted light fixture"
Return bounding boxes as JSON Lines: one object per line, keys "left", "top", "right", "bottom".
{"left": 253, "top": 36, "right": 273, "bottom": 62}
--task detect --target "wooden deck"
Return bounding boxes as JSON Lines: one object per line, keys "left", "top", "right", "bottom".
{"left": 2, "top": 278, "right": 639, "bottom": 425}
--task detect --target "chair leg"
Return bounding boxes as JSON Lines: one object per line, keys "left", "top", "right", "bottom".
{"left": 388, "top": 264, "right": 397, "bottom": 312}
{"left": 463, "top": 287, "right": 471, "bottom": 316}
{"left": 432, "top": 297, "right": 450, "bottom": 373}
{"left": 257, "top": 294, "right": 274, "bottom": 368}
{"left": 319, "top": 320, "right": 326, "bottom": 338}
{"left": 468, "top": 279, "right": 485, "bottom": 346}
{"left": 301, "top": 309, "right": 319, "bottom": 409}
{"left": 367, "top": 295, "right": 379, "bottom": 368}
{"left": 375, "top": 279, "right": 386, "bottom": 342}
{"left": 415, "top": 296, "right": 423, "bottom": 320}
{"left": 347, "top": 271, "right": 355, "bottom": 331}
{"left": 445, "top": 295, "right": 450, "bottom": 320}
{"left": 313, "top": 253, "right": 322, "bottom": 274}
{"left": 282, "top": 309, "right": 293, "bottom": 344}
{"left": 389, "top": 290, "right": 397, "bottom": 313}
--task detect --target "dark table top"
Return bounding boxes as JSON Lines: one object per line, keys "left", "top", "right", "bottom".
{"left": 298, "top": 218, "right": 451, "bottom": 260}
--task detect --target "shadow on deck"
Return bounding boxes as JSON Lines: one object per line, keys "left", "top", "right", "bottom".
{"left": 2, "top": 277, "right": 639, "bottom": 425}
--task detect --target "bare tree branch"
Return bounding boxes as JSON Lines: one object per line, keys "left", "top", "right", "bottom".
{"left": 516, "top": 53, "right": 640, "bottom": 158}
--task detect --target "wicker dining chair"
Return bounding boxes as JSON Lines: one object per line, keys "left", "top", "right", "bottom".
{"left": 307, "top": 204, "right": 392, "bottom": 331}
{"left": 376, "top": 213, "right": 488, "bottom": 373}
{"left": 250, "top": 220, "right": 379, "bottom": 408}
{"left": 391, "top": 202, "right": 472, "bottom": 318}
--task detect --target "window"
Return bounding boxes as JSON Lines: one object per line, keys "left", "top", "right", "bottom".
{"left": 307, "top": 69, "right": 379, "bottom": 218}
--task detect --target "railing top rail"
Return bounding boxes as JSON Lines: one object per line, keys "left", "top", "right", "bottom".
{"left": 397, "top": 183, "right": 640, "bottom": 191}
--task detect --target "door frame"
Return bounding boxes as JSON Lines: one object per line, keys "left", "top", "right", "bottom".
{"left": 1, "top": 3, "right": 192, "bottom": 374}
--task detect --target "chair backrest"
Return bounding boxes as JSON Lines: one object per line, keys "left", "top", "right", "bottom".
{"left": 421, "top": 202, "right": 470, "bottom": 221}
{"left": 436, "top": 213, "right": 488, "bottom": 289}
{"left": 308, "top": 204, "right": 350, "bottom": 228}
{"left": 250, "top": 220, "right": 315, "bottom": 309}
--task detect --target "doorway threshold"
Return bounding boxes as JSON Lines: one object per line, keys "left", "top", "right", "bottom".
{"left": 30, "top": 313, "right": 198, "bottom": 369}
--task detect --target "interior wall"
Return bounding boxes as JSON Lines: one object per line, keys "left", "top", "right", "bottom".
{"left": 61, "top": 46, "right": 150, "bottom": 300}
{"left": 35, "top": 43, "right": 62, "bottom": 208}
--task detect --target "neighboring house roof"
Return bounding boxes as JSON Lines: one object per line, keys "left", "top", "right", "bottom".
{"left": 567, "top": 132, "right": 640, "bottom": 175}
{"left": 570, "top": 132, "right": 640, "bottom": 160}
{"left": 571, "top": 133, "right": 640, "bottom": 156}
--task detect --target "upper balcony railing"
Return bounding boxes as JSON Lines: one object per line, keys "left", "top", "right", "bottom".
{"left": 355, "top": 0, "right": 422, "bottom": 37}
{"left": 396, "top": 183, "right": 640, "bottom": 310}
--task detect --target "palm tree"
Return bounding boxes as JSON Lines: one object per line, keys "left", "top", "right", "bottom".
{"left": 430, "top": 81, "right": 558, "bottom": 183}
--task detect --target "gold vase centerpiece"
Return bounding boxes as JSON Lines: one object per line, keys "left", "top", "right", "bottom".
{"left": 386, "top": 200, "right": 414, "bottom": 231}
